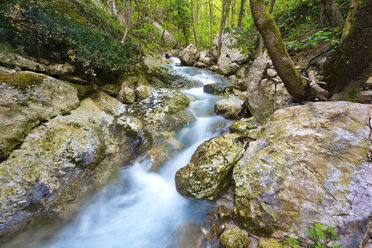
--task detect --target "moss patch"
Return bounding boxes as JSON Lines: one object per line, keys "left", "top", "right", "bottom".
{"left": 63, "top": 80, "right": 96, "bottom": 99}
{"left": 0, "top": 71, "right": 45, "bottom": 88}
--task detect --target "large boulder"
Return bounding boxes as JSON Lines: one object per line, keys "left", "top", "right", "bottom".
{"left": 179, "top": 44, "right": 200, "bottom": 66}
{"left": 0, "top": 70, "right": 80, "bottom": 161}
{"left": 175, "top": 133, "right": 246, "bottom": 201}
{"left": 233, "top": 101, "right": 372, "bottom": 247}
{"left": 0, "top": 92, "right": 146, "bottom": 237}
{"left": 213, "top": 33, "right": 249, "bottom": 75}
{"left": 127, "top": 89, "right": 193, "bottom": 132}
{"left": 246, "top": 52, "right": 291, "bottom": 123}
{"left": 214, "top": 98, "right": 244, "bottom": 119}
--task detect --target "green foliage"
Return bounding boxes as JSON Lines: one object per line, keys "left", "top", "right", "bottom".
{"left": 168, "top": 0, "right": 191, "bottom": 44}
{"left": 0, "top": 0, "right": 139, "bottom": 81}
{"left": 285, "top": 27, "right": 342, "bottom": 52}
{"left": 282, "top": 223, "right": 344, "bottom": 248}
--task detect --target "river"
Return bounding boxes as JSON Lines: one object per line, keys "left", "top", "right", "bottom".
{"left": 4, "top": 58, "right": 231, "bottom": 248}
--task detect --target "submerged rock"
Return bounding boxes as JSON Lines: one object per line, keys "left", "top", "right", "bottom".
{"left": 203, "top": 82, "right": 230, "bottom": 95}
{"left": 233, "top": 101, "right": 372, "bottom": 247}
{"left": 219, "top": 224, "right": 251, "bottom": 248}
{"left": 214, "top": 98, "right": 244, "bottom": 119}
{"left": 175, "top": 133, "right": 246, "bottom": 201}
{"left": 0, "top": 71, "right": 79, "bottom": 161}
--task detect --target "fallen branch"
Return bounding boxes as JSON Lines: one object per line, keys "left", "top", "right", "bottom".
{"left": 308, "top": 70, "right": 329, "bottom": 100}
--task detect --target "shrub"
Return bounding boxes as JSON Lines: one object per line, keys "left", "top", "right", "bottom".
{"left": 0, "top": 0, "right": 139, "bottom": 81}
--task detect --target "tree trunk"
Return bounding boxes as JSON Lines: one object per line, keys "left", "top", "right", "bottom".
{"left": 250, "top": 0, "right": 309, "bottom": 99}
{"left": 217, "top": 0, "right": 226, "bottom": 60}
{"left": 190, "top": 0, "right": 198, "bottom": 49}
{"left": 209, "top": 0, "right": 214, "bottom": 50}
{"left": 256, "top": 0, "right": 275, "bottom": 56}
{"left": 321, "top": 0, "right": 345, "bottom": 27}
{"left": 237, "top": 0, "right": 246, "bottom": 27}
{"left": 341, "top": 0, "right": 360, "bottom": 41}
{"left": 121, "top": 28, "right": 129, "bottom": 44}
{"left": 224, "top": 0, "right": 231, "bottom": 27}
{"left": 324, "top": 0, "right": 372, "bottom": 94}
{"left": 231, "top": 0, "right": 236, "bottom": 27}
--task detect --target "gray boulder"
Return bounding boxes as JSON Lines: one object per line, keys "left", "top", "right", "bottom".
{"left": 214, "top": 98, "right": 244, "bottom": 119}
{"left": 179, "top": 44, "right": 200, "bottom": 66}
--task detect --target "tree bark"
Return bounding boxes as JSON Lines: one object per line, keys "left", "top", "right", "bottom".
{"left": 237, "top": 0, "right": 246, "bottom": 27}
{"left": 250, "top": 0, "right": 309, "bottom": 99}
{"left": 324, "top": 0, "right": 372, "bottom": 94}
{"left": 121, "top": 0, "right": 134, "bottom": 44}
{"left": 257, "top": 0, "right": 275, "bottom": 57}
{"left": 224, "top": 0, "right": 231, "bottom": 27}
{"left": 190, "top": 0, "right": 199, "bottom": 49}
{"left": 231, "top": 0, "right": 236, "bottom": 27}
{"left": 321, "top": 0, "right": 345, "bottom": 27}
{"left": 217, "top": 0, "right": 226, "bottom": 60}
{"left": 341, "top": 0, "right": 360, "bottom": 41}
{"left": 209, "top": 0, "right": 214, "bottom": 50}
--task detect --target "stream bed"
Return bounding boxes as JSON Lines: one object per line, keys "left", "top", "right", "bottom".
{"left": 4, "top": 59, "right": 231, "bottom": 248}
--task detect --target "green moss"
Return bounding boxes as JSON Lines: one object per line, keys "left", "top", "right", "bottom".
{"left": 0, "top": 71, "right": 44, "bottom": 88}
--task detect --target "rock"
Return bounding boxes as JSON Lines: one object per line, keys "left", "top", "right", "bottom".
{"left": 195, "top": 62, "right": 207, "bottom": 68}
{"left": 218, "top": 205, "right": 231, "bottom": 224}
{"left": 246, "top": 52, "right": 291, "bottom": 123}
{"left": 236, "top": 67, "right": 248, "bottom": 79}
{"left": 257, "top": 238, "right": 281, "bottom": 248}
{"left": 219, "top": 224, "right": 251, "bottom": 248}
{"left": 0, "top": 92, "right": 145, "bottom": 237}
{"left": 127, "top": 89, "right": 193, "bottom": 132}
{"left": 357, "top": 90, "right": 372, "bottom": 103}
{"left": 214, "top": 98, "right": 244, "bottom": 119}
{"left": 45, "top": 63, "right": 75, "bottom": 76}
{"left": 0, "top": 53, "right": 75, "bottom": 76}
{"left": 101, "top": 83, "right": 118, "bottom": 96}
{"left": 209, "top": 65, "right": 220, "bottom": 72}
{"left": 204, "top": 82, "right": 230, "bottom": 95}
{"left": 229, "top": 117, "right": 258, "bottom": 133}
{"left": 199, "top": 51, "right": 212, "bottom": 66}
{"left": 135, "top": 84, "right": 149, "bottom": 100}
{"left": 233, "top": 101, "right": 372, "bottom": 247}
{"left": 179, "top": 44, "right": 200, "bottom": 66}
{"left": 60, "top": 74, "right": 89, "bottom": 85}
{"left": 366, "top": 76, "right": 372, "bottom": 89}
{"left": 175, "top": 133, "right": 246, "bottom": 201}
{"left": 266, "top": 68, "right": 277, "bottom": 78}
{"left": 140, "top": 56, "right": 195, "bottom": 89}
{"left": 0, "top": 71, "right": 79, "bottom": 161}
{"left": 213, "top": 33, "right": 250, "bottom": 75}
{"left": 118, "top": 86, "right": 136, "bottom": 104}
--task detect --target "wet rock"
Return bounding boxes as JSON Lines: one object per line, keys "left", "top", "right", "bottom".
{"left": 214, "top": 98, "right": 244, "bottom": 119}
{"left": 127, "top": 89, "right": 193, "bottom": 132}
{"left": 219, "top": 224, "right": 251, "bottom": 248}
{"left": 233, "top": 101, "right": 372, "bottom": 247}
{"left": 118, "top": 86, "right": 136, "bottom": 104}
{"left": 257, "top": 238, "right": 281, "bottom": 248}
{"left": 0, "top": 92, "right": 144, "bottom": 237}
{"left": 45, "top": 63, "right": 75, "bottom": 76}
{"left": 179, "top": 44, "right": 200, "bottom": 66}
{"left": 246, "top": 52, "right": 291, "bottom": 123}
{"left": 204, "top": 82, "right": 230, "bottom": 95}
{"left": 0, "top": 71, "right": 79, "bottom": 161}
{"left": 175, "top": 133, "right": 246, "bottom": 201}
{"left": 195, "top": 62, "right": 207, "bottom": 68}
{"left": 199, "top": 51, "right": 212, "bottom": 66}
{"left": 217, "top": 205, "right": 231, "bottom": 224}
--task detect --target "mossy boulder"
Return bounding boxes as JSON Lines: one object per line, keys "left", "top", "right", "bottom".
{"left": 229, "top": 117, "right": 258, "bottom": 133}
{"left": 233, "top": 101, "right": 372, "bottom": 247}
{"left": 0, "top": 92, "right": 146, "bottom": 238}
{"left": 175, "top": 133, "right": 247, "bottom": 201}
{"left": 219, "top": 224, "right": 251, "bottom": 248}
{"left": 127, "top": 89, "right": 193, "bottom": 132}
{"left": 0, "top": 71, "right": 79, "bottom": 161}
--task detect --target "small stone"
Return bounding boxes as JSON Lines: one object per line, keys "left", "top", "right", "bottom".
{"left": 118, "top": 86, "right": 136, "bottom": 104}
{"left": 217, "top": 205, "right": 231, "bottom": 224}
{"left": 135, "top": 85, "right": 149, "bottom": 100}
{"left": 229, "top": 117, "right": 258, "bottom": 133}
{"left": 257, "top": 238, "right": 281, "bottom": 248}
{"left": 266, "top": 68, "right": 277, "bottom": 78}
{"left": 219, "top": 224, "right": 251, "bottom": 248}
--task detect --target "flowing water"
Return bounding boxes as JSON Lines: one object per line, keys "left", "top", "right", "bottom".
{"left": 5, "top": 58, "right": 231, "bottom": 248}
